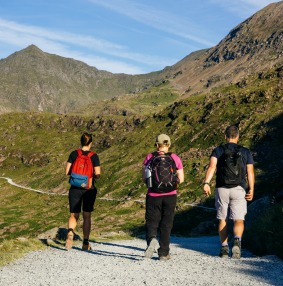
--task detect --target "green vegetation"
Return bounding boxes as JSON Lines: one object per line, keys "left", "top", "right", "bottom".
{"left": 0, "top": 238, "right": 45, "bottom": 267}
{"left": 73, "top": 84, "right": 181, "bottom": 117}
{"left": 0, "top": 183, "right": 144, "bottom": 265}
{"left": 0, "top": 67, "right": 282, "bottom": 265}
{"left": 0, "top": 184, "right": 67, "bottom": 241}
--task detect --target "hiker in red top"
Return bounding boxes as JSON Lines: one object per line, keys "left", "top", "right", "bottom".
{"left": 65, "top": 132, "right": 101, "bottom": 251}
{"left": 142, "top": 134, "right": 184, "bottom": 260}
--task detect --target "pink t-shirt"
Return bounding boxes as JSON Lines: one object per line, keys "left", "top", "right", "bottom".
{"left": 143, "top": 152, "right": 183, "bottom": 197}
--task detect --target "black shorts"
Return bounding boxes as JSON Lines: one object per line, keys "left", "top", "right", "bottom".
{"left": 68, "top": 186, "right": 97, "bottom": 213}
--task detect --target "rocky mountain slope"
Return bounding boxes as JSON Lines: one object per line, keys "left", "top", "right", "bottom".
{"left": 163, "top": 1, "right": 283, "bottom": 95}
{"left": 0, "top": 45, "right": 162, "bottom": 114}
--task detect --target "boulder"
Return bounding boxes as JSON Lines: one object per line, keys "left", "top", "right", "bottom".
{"left": 245, "top": 196, "right": 271, "bottom": 229}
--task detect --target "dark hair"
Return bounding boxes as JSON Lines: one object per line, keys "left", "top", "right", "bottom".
{"left": 225, "top": 125, "right": 239, "bottom": 139}
{"left": 81, "top": 132, "right": 92, "bottom": 146}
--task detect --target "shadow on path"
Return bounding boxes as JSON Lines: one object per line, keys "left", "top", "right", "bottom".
{"left": 171, "top": 236, "right": 253, "bottom": 258}
{"left": 72, "top": 242, "right": 144, "bottom": 261}
{"left": 92, "top": 241, "right": 144, "bottom": 252}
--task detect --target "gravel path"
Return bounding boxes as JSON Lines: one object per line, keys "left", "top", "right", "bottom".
{"left": 0, "top": 236, "right": 282, "bottom": 286}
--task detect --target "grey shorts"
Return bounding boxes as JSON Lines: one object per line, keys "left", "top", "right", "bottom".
{"left": 215, "top": 186, "right": 247, "bottom": 220}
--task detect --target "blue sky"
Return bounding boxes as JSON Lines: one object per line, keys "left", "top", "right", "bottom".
{"left": 0, "top": 0, "right": 279, "bottom": 74}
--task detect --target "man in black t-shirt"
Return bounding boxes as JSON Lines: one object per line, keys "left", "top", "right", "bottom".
{"left": 203, "top": 125, "right": 254, "bottom": 259}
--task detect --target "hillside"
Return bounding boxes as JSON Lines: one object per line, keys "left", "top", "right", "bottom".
{"left": 1, "top": 67, "right": 282, "bottom": 197}
{"left": 0, "top": 66, "right": 282, "bottom": 258}
{"left": 0, "top": 45, "right": 162, "bottom": 114}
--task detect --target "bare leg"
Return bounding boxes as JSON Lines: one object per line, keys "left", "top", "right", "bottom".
{"left": 232, "top": 220, "right": 244, "bottom": 258}
{"left": 65, "top": 213, "right": 79, "bottom": 250}
{"left": 68, "top": 213, "right": 80, "bottom": 231}
{"left": 233, "top": 220, "right": 244, "bottom": 238}
{"left": 218, "top": 219, "right": 228, "bottom": 244}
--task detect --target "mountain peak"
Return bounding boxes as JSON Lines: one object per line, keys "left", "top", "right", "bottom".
{"left": 5, "top": 44, "right": 46, "bottom": 62}
{"left": 24, "top": 44, "right": 43, "bottom": 52}
{"left": 205, "top": 1, "right": 283, "bottom": 63}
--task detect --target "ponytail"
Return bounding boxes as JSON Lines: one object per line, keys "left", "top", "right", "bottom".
{"left": 81, "top": 132, "right": 92, "bottom": 147}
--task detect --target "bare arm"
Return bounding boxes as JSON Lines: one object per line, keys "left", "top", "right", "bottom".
{"left": 176, "top": 168, "right": 184, "bottom": 184}
{"left": 94, "top": 166, "right": 101, "bottom": 179}
{"left": 203, "top": 156, "right": 217, "bottom": 197}
{"left": 245, "top": 164, "right": 254, "bottom": 201}
{"left": 66, "top": 162, "right": 72, "bottom": 175}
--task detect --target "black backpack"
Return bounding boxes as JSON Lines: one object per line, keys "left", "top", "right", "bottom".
{"left": 148, "top": 151, "right": 179, "bottom": 193}
{"left": 219, "top": 145, "right": 243, "bottom": 187}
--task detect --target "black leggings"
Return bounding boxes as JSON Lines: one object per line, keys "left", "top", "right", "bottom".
{"left": 145, "top": 194, "right": 177, "bottom": 256}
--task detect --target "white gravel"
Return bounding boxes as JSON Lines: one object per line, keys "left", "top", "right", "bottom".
{"left": 0, "top": 236, "right": 282, "bottom": 286}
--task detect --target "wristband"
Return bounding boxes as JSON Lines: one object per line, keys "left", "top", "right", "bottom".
{"left": 203, "top": 182, "right": 210, "bottom": 186}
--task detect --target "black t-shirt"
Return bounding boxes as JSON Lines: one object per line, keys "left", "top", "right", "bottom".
{"left": 68, "top": 149, "right": 100, "bottom": 167}
{"left": 211, "top": 143, "right": 254, "bottom": 190}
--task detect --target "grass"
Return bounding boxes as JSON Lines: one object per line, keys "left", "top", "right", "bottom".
{"left": 0, "top": 183, "right": 68, "bottom": 241}
{"left": 0, "top": 181, "right": 145, "bottom": 266}
{"left": 0, "top": 238, "right": 46, "bottom": 267}
{"left": 73, "top": 85, "right": 181, "bottom": 117}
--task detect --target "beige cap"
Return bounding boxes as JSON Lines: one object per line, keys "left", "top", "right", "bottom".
{"left": 156, "top": 134, "right": 171, "bottom": 145}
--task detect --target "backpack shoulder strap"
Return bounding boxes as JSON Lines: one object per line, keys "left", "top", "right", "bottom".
{"left": 165, "top": 152, "right": 177, "bottom": 169}
{"left": 77, "top": 149, "right": 82, "bottom": 156}
{"left": 224, "top": 144, "right": 242, "bottom": 153}
{"left": 148, "top": 151, "right": 160, "bottom": 167}
{"left": 87, "top": 151, "right": 96, "bottom": 158}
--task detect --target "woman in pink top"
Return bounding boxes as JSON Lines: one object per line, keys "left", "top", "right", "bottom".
{"left": 142, "top": 134, "right": 184, "bottom": 260}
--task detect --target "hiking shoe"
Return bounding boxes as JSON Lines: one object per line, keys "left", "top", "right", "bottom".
{"left": 144, "top": 238, "right": 159, "bottom": 259}
{"left": 232, "top": 239, "right": 241, "bottom": 259}
{"left": 65, "top": 232, "right": 74, "bottom": 251}
{"left": 82, "top": 243, "right": 92, "bottom": 251}
{"left": 219, "top": 245, "right": 229, "bottom": 258}
{"left": 159, "top": 254, "right": 170, "bottom": 261}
